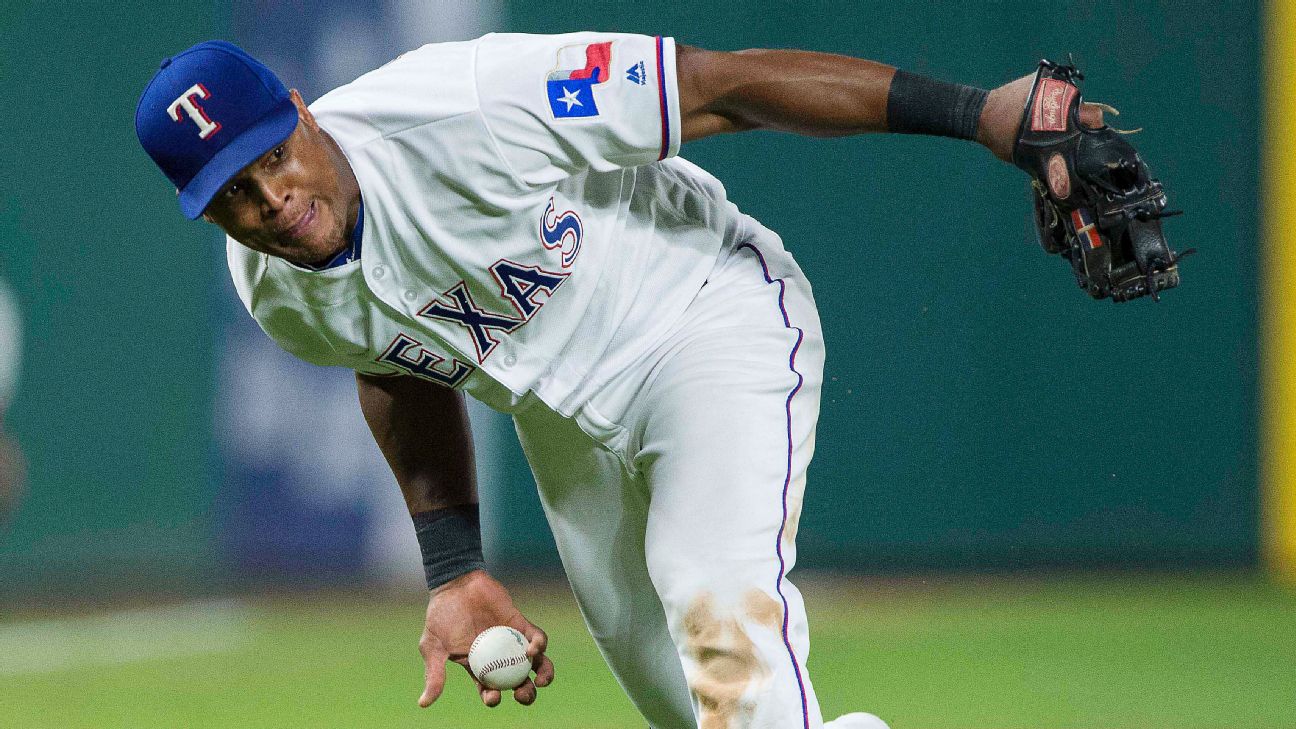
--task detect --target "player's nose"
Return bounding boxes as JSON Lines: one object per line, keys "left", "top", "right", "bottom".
{"left": 255, "top": 178, "right": 291, "bottom": 218}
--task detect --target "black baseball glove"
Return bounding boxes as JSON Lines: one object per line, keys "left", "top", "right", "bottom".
{"left": 1012, "top": 58, "right": 1191, "bottom": 302}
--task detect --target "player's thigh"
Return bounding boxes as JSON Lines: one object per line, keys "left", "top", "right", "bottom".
{"left": 632, "top": 265, "right": 826, "bottom": 727}
{"left": 635, "top": 241, "right": 825, "bottom": 591}
{"left": 635, "top": 319, "right": 823, "bottom": 611}
{"left": 512, "top": 398, "right": 696, "bottom": 728}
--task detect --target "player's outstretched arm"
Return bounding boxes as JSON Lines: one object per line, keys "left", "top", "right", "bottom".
{"left": 675, "top": 47, "right": 1187, "bottom": 303}
{"left": 356, "top": 373, "right": 553, "bottom": 708}
{"left": 673, "top": 45, "right": 1102, "bottom": 159}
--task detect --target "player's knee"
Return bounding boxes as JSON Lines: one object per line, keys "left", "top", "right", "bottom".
{"left": 666, "top": 587, "right": 799, "bottom": 727}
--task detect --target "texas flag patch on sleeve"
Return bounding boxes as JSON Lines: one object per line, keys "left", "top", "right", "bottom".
{"left": 546, "top": 41, "right": 612, "bottom": 119}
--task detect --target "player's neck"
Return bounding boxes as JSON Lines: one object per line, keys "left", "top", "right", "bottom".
{"left": 322, "top": 129, "right": 362, "bottom": 246}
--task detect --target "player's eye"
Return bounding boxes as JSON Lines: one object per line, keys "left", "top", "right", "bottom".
{"left": 223, "top": 183, "right": 242, "bottom": 198}
{"left": 272, "top": 146, "right": 285, "bottom": 160}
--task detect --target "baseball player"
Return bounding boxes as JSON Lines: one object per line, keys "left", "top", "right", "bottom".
{"left": 137, "top": 33, "right": 1178, "bottom": 729}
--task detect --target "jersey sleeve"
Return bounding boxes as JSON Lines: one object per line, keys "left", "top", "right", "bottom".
{"left": 474, "top": 32, "right": 682, "bottom": 186}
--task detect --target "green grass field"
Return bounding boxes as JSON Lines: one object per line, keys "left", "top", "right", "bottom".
{"left": 2, "top": 574, "right": 1293, "bottom": 728}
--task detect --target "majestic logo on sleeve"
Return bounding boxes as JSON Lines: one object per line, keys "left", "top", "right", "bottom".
{"left": 539, "top": 197, "right": 583, "bottom": 267}
{"left": 626, "top": 61, "right": 647, "bottom": 86}
{"left": 167, "top": 83, "right": 222, "bottom": 139}
{"left": 547, "top": 41, "right": 612, "bottom": 119}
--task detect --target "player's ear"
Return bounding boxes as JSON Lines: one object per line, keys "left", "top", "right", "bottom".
{"left": 201, "top": 212, "right": 216, "bottom": 224}
{"left": 289, "top": 89, "right": 318, "bottom": 131}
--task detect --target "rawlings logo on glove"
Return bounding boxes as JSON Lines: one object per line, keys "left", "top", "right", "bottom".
{"left": 1013, "top": 58, "right": 1193, "bottom": 302}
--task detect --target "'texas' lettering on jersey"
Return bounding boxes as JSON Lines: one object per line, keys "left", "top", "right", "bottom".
{"left": 376, "top": 199, "right": 585, "bottom": 380}
{"left": 378, "top": 333, "right": 474, "bottom": 387}
{"left": 379, "top": 261, "right": 569, "bottom": 381}
{"left": 540, "top": 196, "right": 582, "bottom": 267}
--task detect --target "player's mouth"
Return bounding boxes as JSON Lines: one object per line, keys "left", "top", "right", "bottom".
{"left": 282, "top": 200, "right": 318, "bottom": 241}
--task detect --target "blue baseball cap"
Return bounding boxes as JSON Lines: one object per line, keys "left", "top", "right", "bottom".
{"left": 135, "top": 40, "right": 299, "bottom": 220}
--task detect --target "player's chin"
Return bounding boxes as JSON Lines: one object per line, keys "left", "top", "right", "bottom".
{"left": 273, "top": 228, "right": 338, "bottom": 265}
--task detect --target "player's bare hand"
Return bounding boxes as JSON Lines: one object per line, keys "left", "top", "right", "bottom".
{"left": 416, "top": 569, "right": 555, "bottom": 709}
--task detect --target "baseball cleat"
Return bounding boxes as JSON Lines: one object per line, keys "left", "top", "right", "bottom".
{"left": 825, "top": 712, "right": 892, "bottom": 729}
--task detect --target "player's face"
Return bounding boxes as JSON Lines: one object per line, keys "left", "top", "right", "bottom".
{"left": 203, "top": 91, "right": 359, "bottom": 266}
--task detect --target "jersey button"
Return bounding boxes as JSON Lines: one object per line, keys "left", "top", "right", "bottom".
{"left": 372, "top": 265, "right": 387, "bottom": 279}
{"left": 502, "top": 353, "right": 517, "bottom": 368}
{"left": 403, "top": 290, "right": 417, "bottom": 302}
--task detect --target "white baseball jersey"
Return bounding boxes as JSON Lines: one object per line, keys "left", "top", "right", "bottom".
{"left": 228, "top": 32, "right": 744, "bottom": 418}
{"left": 0, "top": 280, "right": 20, "bottom": 411}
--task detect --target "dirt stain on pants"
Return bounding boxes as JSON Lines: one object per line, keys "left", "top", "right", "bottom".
{"left": 682, "top": 590, "right": 786, "bottom": 728}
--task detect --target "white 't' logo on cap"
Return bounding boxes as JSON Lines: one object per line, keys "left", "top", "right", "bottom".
{"left": 167, "top": 83, "right": 222, "bottom": 140}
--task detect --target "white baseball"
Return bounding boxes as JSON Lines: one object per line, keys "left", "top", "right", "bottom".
{"left": 467, "top": 625, "right": 532, "bottom": 690}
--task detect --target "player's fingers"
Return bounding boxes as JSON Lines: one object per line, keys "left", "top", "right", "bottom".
{"left": 520, "top": 622, "right": 548, "bottom": 659}
{"left": 512, "top": 677, "right": 538, "bottom": 705}
{"left": 532, "top": 652, "right": 555, "bottom": 688}
{"left": 1079, "top": 101, "right": 1107, "bottom": 129}
{"left": 418, "top": 639, "right": 449, "bottom": 708}
{"left": 454, "top": 660, "right": 503, "bottom": 708}
{"left": 479, "top": 684, "right": 503, "bottom": 708}
{"left": 515, "top": 619, "right": 553, "bottom": 686}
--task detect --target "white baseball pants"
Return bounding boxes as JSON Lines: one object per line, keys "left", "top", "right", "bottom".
{"left": 513, "top": 226, "right": 827, "bottom": 729}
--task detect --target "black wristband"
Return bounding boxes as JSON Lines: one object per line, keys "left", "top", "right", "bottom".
{"left": 886, "top": 69, "right": 990, "bottom": 141}
{"left": 412, "top": 504, "right": 485, "bottom": 590}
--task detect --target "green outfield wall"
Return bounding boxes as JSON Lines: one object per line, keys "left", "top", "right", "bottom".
{"left": 0, "top": 1, "right": 1261, "bottom": 594}
{"left": 0, "top": 4, "right": 225, "bottom": 593}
